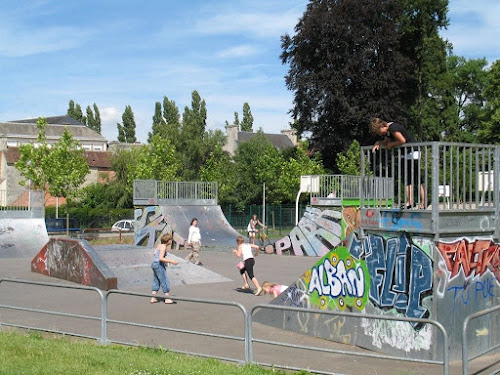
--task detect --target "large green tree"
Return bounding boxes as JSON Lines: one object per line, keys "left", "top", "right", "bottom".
{"left": 117, "top": 105, "right": 137, "bottom": 143}
{"left": 281, "top": 0, "right": 415, "bottom": 169}
{"left": 398, "top": 0, "right": 450, "bottom": 140}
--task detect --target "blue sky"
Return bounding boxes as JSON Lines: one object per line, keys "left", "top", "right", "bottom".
{"left": 1, "top": 1, "right": 498, "bottom": 144}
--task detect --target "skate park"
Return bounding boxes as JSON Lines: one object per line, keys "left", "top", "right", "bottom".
{"left": 1, "top": 142, "right": 500, "bottom": 374}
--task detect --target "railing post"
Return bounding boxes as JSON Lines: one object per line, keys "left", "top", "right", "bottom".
{"left": 431, "top": 142, "right": 440, "bottom": 239}
{"left": 494, "top": 145, "right": 500, "bottom": 240}
{"left": 101, "top": 290, "right": 108, "bottom": 345}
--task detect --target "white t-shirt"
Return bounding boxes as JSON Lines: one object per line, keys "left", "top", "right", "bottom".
{"left": 188, "top": 225, "right": 201, "bottom": 243}
{"left": 241, "top": 243, "right": 254, "bottom": 261}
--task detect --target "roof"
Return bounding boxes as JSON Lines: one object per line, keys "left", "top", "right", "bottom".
{"left": 0, "top": 121, "right": 106, "bottom": 142}
{"left": 85, "top": 151, "right": 111, "bottom": 168}
{"left": 9, "top": 115, "right": 84, "bottom": 126}
{"left": 3, "top": 147, "right": 111, "bottom": 169}
{"left": 237, "top": 131, "right": 295, "bottom": 150}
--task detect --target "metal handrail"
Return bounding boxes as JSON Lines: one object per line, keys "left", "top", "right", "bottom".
{"left": 249, "top": 304, "right": 449, "bottom": 375}
{"left": 462, "top": 304, "right": 500, "bottom": 375}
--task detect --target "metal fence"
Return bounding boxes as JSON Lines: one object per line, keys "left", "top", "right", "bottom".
{"left": 361, "top": 142, "right": 500, "bottom": 238}
{"left": 0, "top": 278, "right": 479, "bottom": 375}
{"left": 0, "top": 189, "right": 45, "bottom": 219}
{"left": 462, "top": 304, "right": 500, "bottom": 375}
{"left": 133, "top": 180, "right": 218, "bottom": 206}
{"left": 306, "top": 174, "right": 394, "bottom": 207}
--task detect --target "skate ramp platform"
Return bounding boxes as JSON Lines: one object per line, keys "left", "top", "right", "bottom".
{"left": 31, "top": 240, "right": 232, "bottom": 291}
{"left": 31, "top": 238, "right": 117, "bottom": 290}
{"left": 134, "top": 205, "right": 241, "bottom": 250}
{"left": 95, "top": 244, "right": 232, "bottom": 290}
{"left": 0, "top": 218, "right": 49, "bottom": 259}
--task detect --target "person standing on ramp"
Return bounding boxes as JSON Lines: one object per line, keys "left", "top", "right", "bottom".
{"left": 185, "top": 218, "right": 203, "bottom": 266}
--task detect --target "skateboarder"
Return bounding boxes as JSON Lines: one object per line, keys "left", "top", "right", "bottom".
{"left": 150, "top": 233, "right": 178, "bottom": 304}
{"left": 232, "top": 236, "right": 262, "bottom": 296}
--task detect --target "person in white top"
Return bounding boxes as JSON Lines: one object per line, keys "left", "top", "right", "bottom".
{"left": 247, "top": 214, "right": 265, "bottom": 245}
{"left": 185, "top": 218, "right": 203, "bottom": 266}
{"left": 232, "top": 236, "right": 262, "bottom": 296}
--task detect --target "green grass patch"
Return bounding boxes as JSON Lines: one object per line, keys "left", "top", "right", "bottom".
{"left": 0, "top": 330, "right": 308, "bottom": 375}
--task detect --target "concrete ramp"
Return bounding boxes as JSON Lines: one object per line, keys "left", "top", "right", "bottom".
{"left": 0, "top": 218, "right": 49, "bottom": 259}
{"left": 31, "top": 238, "right": 117, "bottom": 290}
{"left": 95, "top": 244, "right": 232, "bottom": 290}
{"left": 134, "top": 205, "right": 241, "bottom": 250}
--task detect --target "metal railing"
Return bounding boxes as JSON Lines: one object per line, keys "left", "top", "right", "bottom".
{"left": 0, "top": 189, "right": 44, "bottom": 218}
{"left": 361, "top": 142, "right": 500, "bottom": 238}
{"left": 309, "top": 175, "right": 394, "bottom": 207}
{"left": 462, "top": 305, "right": 500, "bottom": 375}
{"left": 0, "top": 278, "right": 458, "bottom": 374}
{"left": 133, "top": 180, "right": 218, "bottom": 206}
{"left": 250, "top": 304, "right": 449, "bottom": 375}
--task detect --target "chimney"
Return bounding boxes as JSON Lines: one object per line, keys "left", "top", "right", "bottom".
{"left": 281, "top": 129, "right": 297, "bottom": 146}
{"left": 223, "top": 124, "right": 239, "bottom": 156}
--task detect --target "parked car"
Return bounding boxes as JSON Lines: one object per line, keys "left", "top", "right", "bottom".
{"left": 111, "top": 219, "right": 134, "bottom": 232}
{"left": 45, "top": 218, "right": 82, "bottom": 235}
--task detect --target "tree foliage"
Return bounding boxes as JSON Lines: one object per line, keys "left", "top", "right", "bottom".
{"left": 281, "top": 0, "right": 416, "bottom": 169}
{"left": 241, "top": 102, "right": 254, "bottom": 132}
{"left": 15, "top": 117, "right": 89, "bottom": 199}
{"left": 117, "top": 105, "right": 137, "bottom": 143}
{"left": 478, "top": 60, "right": 500, "bottom": 144}
{"left": 336, "top": 140, "right": 362, "bottom": 175}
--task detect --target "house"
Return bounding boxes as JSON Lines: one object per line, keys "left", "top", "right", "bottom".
{"left": 222, "top": 124, "right": 298, "bottom": 156}
{"left": 0, "top": 115, "right": 108, "bottom": 151}
{"left": 0, "top": 115, "right": 112, "bottom": 206}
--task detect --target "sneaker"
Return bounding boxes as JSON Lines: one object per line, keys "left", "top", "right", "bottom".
{"left": 254, "top": 287, "right": 263, "bottom": 296}
{"left": 196, "top": 262, "right": 203, "bottom": 266}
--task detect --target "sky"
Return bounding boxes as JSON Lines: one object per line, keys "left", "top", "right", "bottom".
{"left": 0, "top": 0, "right": 498, "bottom": 144}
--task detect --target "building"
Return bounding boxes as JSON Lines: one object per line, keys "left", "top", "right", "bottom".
{"left": 222, "top": 124, "right": 298, "bottom": 156}
{"left": 0, "top": 115, "right": 112, "bottom": 206}
{"left": 0, "top": 115, "right": 108, "bottom": 151}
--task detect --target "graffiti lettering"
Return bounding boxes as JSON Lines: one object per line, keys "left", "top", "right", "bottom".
{"left": 349, "top": 233, "right": 433, "bottom": 324}
{"left": 308, "top": 258, "right": 365, "bottom": 299}
{"left": 437, "top": 239, "right": 500, "bottom": 283}
{"left": 448, "top": 277, "right": 496, "bottom": 309}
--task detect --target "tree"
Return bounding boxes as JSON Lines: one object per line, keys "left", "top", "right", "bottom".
{"left": 233, "top": 111, "right": 240, "bottom": 127}
{"left": 232, "top": 130, "right": 283, "bottom": 207}
{"left": 273, "top": 146, "right": 325, "bottom": 203}
{"left": 67, "top": 100, "right": 76, "bottom": 120}
{"left": 478, "top": 60, "right": 500, "bottom": 144}
{"left": 241, "top": 102, "right": 254, "bottom": 132}
{"left": 281, "top": 0, "right": 415, "bottom": 169}
{"left": 15, "top": 117, "right": 89, "bottom": 204}
{"left": 93, "top": 103, "right": 102, "bottom": 134}
{"left": 200, "top": 144, "right": 237, "bottom": 205}
{"left": 148, "top": 102, "right": 167, "bottom": 142}
{"left": 179, "top": 91, "right": 207, "bottom": 179}
{"left": 86, "top": 105, "right": 96, "bottom": 131}
{"left": 117, "top": 105, "right": 137, "bottom": 143}
{"left": 336, "top": 140, "right": 362, "bottom": 175}
{"left": 398, "top": 0, "right": 450, "bottom": 140}
{"left": 128, "top": 134, "right": 182, "bottom": 186}
{"left": 46, "top": 128, "right": 90, "bottom": 200}
{"left": 444, "top": 56, "right": 488, "bottom": 142}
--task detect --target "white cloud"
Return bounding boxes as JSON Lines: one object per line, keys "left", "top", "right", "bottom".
{"left": 194, "top": 4, "right": 306, "bottom": 39}
{"left": 216, "top": 44, "right": 259, "bottom": 58}
{"left": 0, "top": 25, "right": 94, "bottom": 57}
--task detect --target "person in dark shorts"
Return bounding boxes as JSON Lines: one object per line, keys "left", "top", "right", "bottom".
{"left": 370, "top": 117, "right": 426, "bottom": 209}
{"left": 232, "top": 236, "right": 262, "bottom": 296}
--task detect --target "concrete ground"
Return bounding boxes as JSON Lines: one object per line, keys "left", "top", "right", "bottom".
{"left": 0, "top": 248, "right": 498, "bottom": 375}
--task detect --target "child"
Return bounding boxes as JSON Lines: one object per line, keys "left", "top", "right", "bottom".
{"left": 185, "top": 218, "right": 203, "bottom": 266}
{"left": 262, "top": 281, "right": 288, "bottom": 298}
{"left": 232, "top": 236, "right": 262, "bottom": 296}
{"left": 151, "top": 233, "right": 178, "bottom": 304}
{"left": 247, "top": 214, "right": 265, "bottom": 245}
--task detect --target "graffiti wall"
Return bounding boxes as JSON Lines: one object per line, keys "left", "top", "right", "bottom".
{"left": 257, "top": 225, "right": 500, "bottom": 361}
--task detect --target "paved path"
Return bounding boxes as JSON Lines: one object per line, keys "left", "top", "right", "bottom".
{"left": 0, "top": 249, "right": 497, "bottom": 375}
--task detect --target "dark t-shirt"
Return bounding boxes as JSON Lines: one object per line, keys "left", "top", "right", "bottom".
{"left": 386, "top": 122, "right": 416, "bottom": 144}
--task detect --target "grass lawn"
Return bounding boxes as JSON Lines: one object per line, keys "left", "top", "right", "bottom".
{"left": 0, "top": 331, "right": 310, "bottom": 375}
